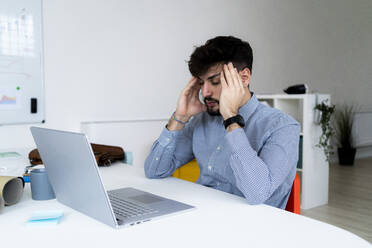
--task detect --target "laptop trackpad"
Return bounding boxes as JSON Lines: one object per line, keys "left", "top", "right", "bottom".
{"left": 129, "top": 194, "right": 163, "bottom": 204}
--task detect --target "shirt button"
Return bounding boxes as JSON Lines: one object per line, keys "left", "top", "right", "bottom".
{"left": 208, "top": 165, "right": 212, "bottom": 171}
{"left": 166, "top": 138, "right": 170, "bottom": 142}
{"left": 217, "top": 146, "right": 221, "bottom": 150}
{"left": 155, "top": 157, "right": 159, "bottom": 161}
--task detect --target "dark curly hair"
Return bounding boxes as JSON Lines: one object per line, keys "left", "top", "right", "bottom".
{"left": 188, "top": 36, "right": 253, "bottom": 77}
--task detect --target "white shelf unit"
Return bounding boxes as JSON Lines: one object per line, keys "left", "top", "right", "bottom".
{"left": 257, "top": 94, "right": 330, "bottom": 209}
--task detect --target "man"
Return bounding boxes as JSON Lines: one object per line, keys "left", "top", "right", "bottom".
{"left": 144, "top": 36, "right": 300, "bottom": 209}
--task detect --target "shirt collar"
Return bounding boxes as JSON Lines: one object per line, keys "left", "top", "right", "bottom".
{"left": 238, "top": 92, "right": 259, "bottom": 122}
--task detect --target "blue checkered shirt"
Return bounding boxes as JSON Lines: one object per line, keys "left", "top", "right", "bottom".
{"left": 144, "top": 94, "right": 300, "bottom": 209}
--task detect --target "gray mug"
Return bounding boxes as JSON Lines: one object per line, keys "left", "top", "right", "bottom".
{"left": 30, "top": 168, "right": 55, "bottom": 200}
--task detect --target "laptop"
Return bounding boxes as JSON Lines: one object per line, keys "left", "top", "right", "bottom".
{"left": 30, "top": 127, "right": 194, "bottom": 228}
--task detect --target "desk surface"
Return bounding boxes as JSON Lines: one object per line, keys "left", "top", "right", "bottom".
{"left": 1, "top": 164, "right": 370, "bottom": 248}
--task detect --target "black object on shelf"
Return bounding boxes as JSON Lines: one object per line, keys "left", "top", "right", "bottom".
{"left": 297, "top": 136, "right": 303, "bottom": 169}
{"left": 284, "top": 84, "right": 307, "bottom": 94}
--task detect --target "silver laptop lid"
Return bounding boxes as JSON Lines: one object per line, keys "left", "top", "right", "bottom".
{"left": 30, "top": 127, "right": 117, "bottom": 228}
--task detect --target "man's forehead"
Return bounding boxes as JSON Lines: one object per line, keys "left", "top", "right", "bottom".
{"left": 199, "top": 63, "right": 223, "bottom": 81}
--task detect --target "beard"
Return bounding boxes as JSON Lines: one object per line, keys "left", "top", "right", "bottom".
{"left": 204, "top": 97, "right": 221, "bottom": 116}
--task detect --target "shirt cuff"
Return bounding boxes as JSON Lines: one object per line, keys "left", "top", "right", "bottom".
{"left": 158, "top": 127, "right": 180, "bottom": 147}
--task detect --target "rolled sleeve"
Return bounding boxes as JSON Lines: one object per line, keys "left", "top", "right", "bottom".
{"left": 225, "top": 122, "right": 300, "bottom": 205}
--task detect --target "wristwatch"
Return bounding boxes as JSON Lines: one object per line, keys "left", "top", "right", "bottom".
{"left": 223, "top": 114, "right": 245, "bottom": 129}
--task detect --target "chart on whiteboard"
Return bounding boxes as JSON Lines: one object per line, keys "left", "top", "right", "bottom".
{"left": 0, "top": 85, "right": 22, "bottom": 110}
{"left": 0, "top": 0, "right": 44, "bottom": 125}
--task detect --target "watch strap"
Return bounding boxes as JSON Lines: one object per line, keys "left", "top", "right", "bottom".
{"left": 223, "top": 114, "right": 245, "bottom": 129}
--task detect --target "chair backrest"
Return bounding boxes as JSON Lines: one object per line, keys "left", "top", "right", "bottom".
{"left": 285, "top": 173, "right": 301, "bottom": 214}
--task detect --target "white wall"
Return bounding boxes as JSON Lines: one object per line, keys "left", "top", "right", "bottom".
{"left": 1, "top": 0, "right": 371, "bottom": 153}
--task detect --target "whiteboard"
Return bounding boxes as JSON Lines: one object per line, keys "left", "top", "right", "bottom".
{"left": 0, "top": 0, "right": 44, "bottom": 125}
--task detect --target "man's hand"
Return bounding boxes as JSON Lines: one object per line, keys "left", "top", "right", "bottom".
{"left": 219, "top": 63, "right": 247, "bottom": 120}
{"left": 168, "top": 77, "right": 206, "bottom": 131}
{"left": 174, "top": 77, "right": 206, "bottom": 121}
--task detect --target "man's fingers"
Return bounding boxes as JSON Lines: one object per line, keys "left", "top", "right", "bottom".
{"left": 182, "top": 77, "right": 199, "bottom": 95}
{"left": 228, "top": 63, "right": 240, "bottom": 88}
{"left": 223, "top": 64, "right": 234, "bottom": 87}
{"left": 187, "top": 77, "right": 199, "bottom": 88}
{"left": 220, "top": 71, "right": 228, "bottom": 89}
{"left": 191, "top": 83, "right": 201, "bottom": 98}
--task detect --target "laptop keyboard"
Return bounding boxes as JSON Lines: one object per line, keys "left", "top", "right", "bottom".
{"left": 108, "top": 194, "right": 157, "bottom": 219}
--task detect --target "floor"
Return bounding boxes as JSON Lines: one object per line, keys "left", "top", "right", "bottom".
{"left": 301, "top": 157, "right": 372, "bottom": 243}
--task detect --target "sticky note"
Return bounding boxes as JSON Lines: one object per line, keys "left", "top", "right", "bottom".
{"left": 124, "top": 151, "right": 133, "bottom": 165}
{"left": 26, "top": 210, "right": 64, "bottom": 226}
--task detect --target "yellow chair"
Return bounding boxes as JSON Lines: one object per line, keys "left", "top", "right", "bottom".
{"left": 172, "top": 159, "right": 200, "bottom": 182}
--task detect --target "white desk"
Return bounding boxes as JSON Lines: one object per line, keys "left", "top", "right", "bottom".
{"left": 1, "top": 164, "right": 370, "bottom": 248}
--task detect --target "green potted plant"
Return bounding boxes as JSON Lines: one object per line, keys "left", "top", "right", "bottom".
{"left": 314, "top": 100, "right": 336, "bottom": 161}
{"left": 334, "top": 104, "right": 358, "bottom": 165}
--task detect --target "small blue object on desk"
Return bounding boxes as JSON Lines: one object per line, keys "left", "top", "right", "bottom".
{"left": 26, "top": 210, "right": 64, "bottom": 226}
{"left": 124, "top": 151, "right": 133, "bottom": 165}
{"left": 23, "top": 175, "right": 30, "bottom": 183}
